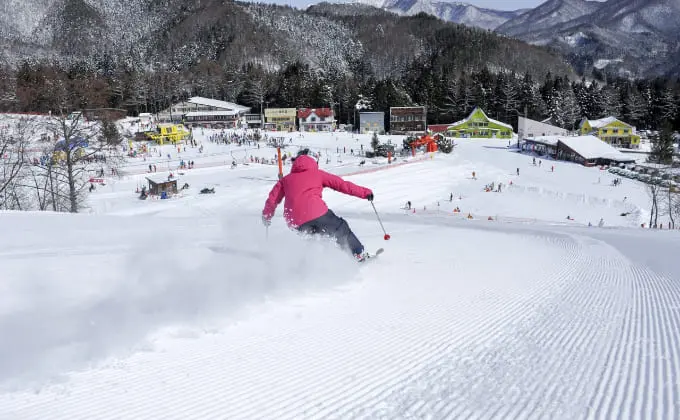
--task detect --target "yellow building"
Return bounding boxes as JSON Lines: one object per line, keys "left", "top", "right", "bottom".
{"left": 145, "top": 124, "right": 190, "bottom": 145}
{"left": 579, "top": 117, "right": 640, "bottom": 149}
{"left": 265, "top": 108, "right": 296, "bottom": 131}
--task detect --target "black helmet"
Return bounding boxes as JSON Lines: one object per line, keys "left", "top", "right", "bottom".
{"left": 292, "top": 148, "right": 310, "bottom": 161}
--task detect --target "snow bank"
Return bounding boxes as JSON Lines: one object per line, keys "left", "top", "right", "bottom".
{"left": 0, "top": 213, "right": 359, "bottom": 391}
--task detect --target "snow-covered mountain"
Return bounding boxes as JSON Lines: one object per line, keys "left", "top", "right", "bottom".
{"left": 496, "top": 0, "right": 602, "bottom": 37}
{"left": 342, "top": 0, "right": 680, "bottom": 76}
{"left": 0, "top": 0, "right": 575, "bottom": 83}
{"left": 351, "top": 0, "right": 527, "bottom": 30}
{"left": 1, "top": 0, "right": 679, "bottom": 78}
{"left": 496, "top": 0, "right": 680, "bottom": 77}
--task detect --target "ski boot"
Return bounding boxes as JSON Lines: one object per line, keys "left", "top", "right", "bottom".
{"left": 354, "top": 252, "right": 371, "bottom": 263}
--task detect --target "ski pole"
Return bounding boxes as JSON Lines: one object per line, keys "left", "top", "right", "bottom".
{"left": 370, "top": 201, "right": 391, "bottom": 240}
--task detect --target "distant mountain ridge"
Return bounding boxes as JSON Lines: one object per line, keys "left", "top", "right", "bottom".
{"left": 0, "top": 0, "right": 574, "bottom": 80}
{"left": 495, "top": 0, "right": 603, "bottom": 37}
{"left": 351, "top": 0, "right": 527, "bottom": 30}
{"left": 1, "top": 0, "right": 679, "bottom": 79}
{"left": 349, "top": 0, "right": 680, "bottom": 77}
{"left": 496, "top": 0, "right": 680, "bottom": 77}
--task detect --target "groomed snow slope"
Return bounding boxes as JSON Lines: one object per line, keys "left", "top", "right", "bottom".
{"left": 1, "top": 132, "right": 679, "bottom": 419}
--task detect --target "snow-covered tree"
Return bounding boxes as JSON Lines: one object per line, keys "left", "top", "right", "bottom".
{"left": 560, "top": 87, "right": 581, "bottom": 131}
{"left": 649, "top": 122, "right": 675, "bottom": 165}
{"left": 371, "top": 132, "right": 380, "bottom": 151}
{"left": 623, "top": 90, "right": 647, "bottom": 128}
{"left": 600, "top": 86, "right": 622, "bottom": 117}
{"left": 655, "top": 88, "right": 678, "bottom": 121}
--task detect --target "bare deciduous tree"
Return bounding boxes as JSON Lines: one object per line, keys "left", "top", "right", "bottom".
{"left": 672, "top": 188, "right": 680, "bottom": 225}
{"left": 648, "top": 183, "right": 660, "bottom": 228}
{"left": 0, "top": 117, "right": 28, "bottom": 209}
{"left": 667, "top": 172, "right": 676, "bottom": 229}
{"left": 38, "top": 112, "right": 123, "bottom": 213}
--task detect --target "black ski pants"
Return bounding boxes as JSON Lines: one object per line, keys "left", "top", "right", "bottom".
{"left": 297, "top": 209, "right": 364, "bottom": 255}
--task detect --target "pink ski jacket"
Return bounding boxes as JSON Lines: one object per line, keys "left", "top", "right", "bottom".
{"left": 262, "top": 155, "right": 372, "bottom": 228}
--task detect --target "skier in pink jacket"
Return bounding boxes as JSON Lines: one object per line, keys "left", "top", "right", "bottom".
{"left": 262, "top": 149, "right": 374, "bottom": 261}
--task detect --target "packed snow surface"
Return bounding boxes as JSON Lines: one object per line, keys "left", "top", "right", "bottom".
{"left": 1, "top": 129, "right": 680, "bottom": 419}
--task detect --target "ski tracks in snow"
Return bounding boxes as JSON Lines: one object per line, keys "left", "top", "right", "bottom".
{"left": 350, "top": 230, "right": 680, "bottom": 420}
{"left": 1, "top": 224, "right": 680, "bottom": 419}
{"left": 588, "top": 263, "right": 680, "bottom": 420}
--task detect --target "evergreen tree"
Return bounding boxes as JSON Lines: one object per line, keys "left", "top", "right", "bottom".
{"left": 436, "top": 135, "right": 454, "bottom": 153}
{"left": 100, "top": 119, "right": 122, "bottom": 146}
{"left": 371, "top": 132, "right": 380, "bottom": 151}
{"left": 456, "top": 76, "right": 475, "bottom": 119}
{"left": 586, "top": 82, "right": 604, "bottom": 118}
{"left": 441, "top": 77, "right": 459, "bottom": 119}
{"left": 600, "top": 86, "right": 622, "bottom": 117}
{"left": 517, "top": 72, "right": 536, "bottom": 117}
{"left": 560, "top": 86, "right": 580, "bottom": 131}
{"left": 623, "top": 89, "right": 647, "bottom": 128}
{"left": 649, "top": 122, "right": 675, "bottom": 165}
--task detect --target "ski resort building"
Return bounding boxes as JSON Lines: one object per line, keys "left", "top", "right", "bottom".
{"left": 264, "top": 108, "right": 296, "bottom": 131}
{"left": 523, "top": 135, "right": 636, "bottom": 166}
{"left": 146, "top": 175, "right": 178, "bottom": 198}
{"left": 425, "top": 124, "right": 452, "bottom": 133}
{"left": 389, "top": 107, "right": 426, "bottom": 134}
{"left": 359, "top": 112, "right": 385, "bottom": 134}
{"left": 518, "top": 116, "right": 569, "bottom": 140}
{"left": 579, "top": 117, "right": 640, "bottom": 149}
{"left": 447, "top": 107, "right": 513, "bottom": 139}
{"left": 157, "top": 97, "right": 251, "bottom": 128}
{"left": 297, "top": 108, "right": 336, "bottom": 132}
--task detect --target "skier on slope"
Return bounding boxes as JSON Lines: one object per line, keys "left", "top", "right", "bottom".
{"left": 262, "top": 148, "right": 374, "bottom": 261}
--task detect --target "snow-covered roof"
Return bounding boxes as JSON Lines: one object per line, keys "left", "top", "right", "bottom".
{"left": 558, "top": 135, "right": 634, "bottom": 162}
{"left": 447, "top": 107, "right": 513, "bottom": 131}
{"left": 584, "top": 116, "right": 625, "bottom": 128}
{"left": 146, "top": 175, "right": 178, "bottom": 184}
{"left": 187, "top": 97, "right": 250, "bottom": 113}
{"left": 528, "top": 136, "right": 560, "bottom": 146}
{"left": 185, "top": 111, "right": 239, "bottom": 117}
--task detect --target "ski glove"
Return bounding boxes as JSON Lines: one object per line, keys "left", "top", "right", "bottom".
{"left": 262, "top": 215, "right": 271, "bottom": 227}
{"left": 366, "top": 193, "right": 374, "bottom": 201}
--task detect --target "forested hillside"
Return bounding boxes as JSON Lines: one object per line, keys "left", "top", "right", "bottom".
{"left": 0, "top": 1, "right": 678, "bottom": 130}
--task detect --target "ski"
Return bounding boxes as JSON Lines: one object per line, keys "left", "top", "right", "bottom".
{"left": 359, "top": 248, "right": 384, "bottom": 263}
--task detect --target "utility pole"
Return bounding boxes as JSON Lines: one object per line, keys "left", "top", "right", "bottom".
{"left": 277, "top": 147, "right": 283, "bottom": 179}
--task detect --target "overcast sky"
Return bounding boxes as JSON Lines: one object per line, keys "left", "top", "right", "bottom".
{"left": 252, "top": 0, "right": 552, "bottom": 11}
